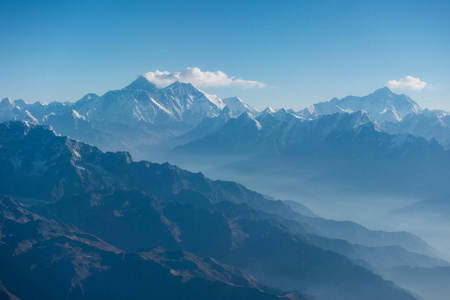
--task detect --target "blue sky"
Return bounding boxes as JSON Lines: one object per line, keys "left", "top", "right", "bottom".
{"left": 1, "top": 0, "right": 449, "bottom": 110}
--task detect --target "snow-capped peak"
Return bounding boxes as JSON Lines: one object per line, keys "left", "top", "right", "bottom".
{"left": 372, "top": 86, "right": 394, "bottom": 96}
{"left": 222, "top": 97, "right": 259, "bottom": 117}
{"left": 296, "top": 86, "right": 421, "bottom": 124}
{"left": 125, "top": 76, "right": 158, "bottom": 92}
{"left": 163, "top": 81, "right": 196, "bottom": 92}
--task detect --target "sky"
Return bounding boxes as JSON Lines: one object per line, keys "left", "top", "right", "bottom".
{"left": 1, "top": 0, "right": 449, "bottom": 110}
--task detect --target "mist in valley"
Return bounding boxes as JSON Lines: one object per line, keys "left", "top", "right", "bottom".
{"left": 159, "top": 150, "right": 450, "bottom": 262}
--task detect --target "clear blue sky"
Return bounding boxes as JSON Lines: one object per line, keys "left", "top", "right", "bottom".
{"left": 1, "top": 0, "right": 449, "bottom": 110}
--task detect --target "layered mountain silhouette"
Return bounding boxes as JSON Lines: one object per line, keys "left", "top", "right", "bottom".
{"left": 176, "top": 108, "right": 450, "bottom": 201}
{"left": 2, "top": 78, "right": 450, "bottom": 299}
{"left": 3, "top": 80, "right": 450, "bottom": 229}
{"left": 1, "top": 121, "right": 440, "bottom": 299}
{"left": 3, "top": 77, "right": 450, "bottom": 153}
{"left": 0, "top": 195, "right": 302, "bottom": 300}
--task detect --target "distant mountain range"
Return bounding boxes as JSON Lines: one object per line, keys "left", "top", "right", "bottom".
{"left": 295, "top": 87, "right": 450, "bottom": 150}
{"left": 2, "top": 77, "right": 450, "bottom": 157}
{"left": 3, "top": 78, "right": 450, "bottom": 221}
{"left": 3, "top": 77, "right": 450, "bottom": 219}
{"left": 3, "top": 76, "right": 450, "bottom": 154}
{"left": 296, "top": 87, "right": 420, "bottom": 123}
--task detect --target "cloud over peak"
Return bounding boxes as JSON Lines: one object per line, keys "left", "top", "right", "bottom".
{"left": 386, "top": 76, "right": 428, "bottom": 91}
{"left": 142, "top": 67, "right": 265, "bottom": 89}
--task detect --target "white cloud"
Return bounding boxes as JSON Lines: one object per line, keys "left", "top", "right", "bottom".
{"left": 386, "top": 76, "right": 428, "bottom": 91}
{"left": 142, "top": 67, "right": 265, "bottom": 89}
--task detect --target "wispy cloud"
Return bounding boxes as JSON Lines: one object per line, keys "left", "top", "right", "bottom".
{"left": 386, "top": 76, "right": 428, "bottom": 91}
{"left": 142, "top": 67, "right": 265, "bottom": 88}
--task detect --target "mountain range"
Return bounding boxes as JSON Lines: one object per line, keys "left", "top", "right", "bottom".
{"left": 3, "top": 78, "right": 450, "bottom": 237}
{"left": 3, "top": 76, "right": 450, "bottom": 153}
{"left": 2, "top": 77, "right": 450, "bottom": 299}
{"left": 296, "top": 87, "right": 420, "bottom": 123}
{"left": 3, "top": 121, "right": 449, "bottom": 299}
{"left": 4, "top": 78, "right": 450, "bottom": 221}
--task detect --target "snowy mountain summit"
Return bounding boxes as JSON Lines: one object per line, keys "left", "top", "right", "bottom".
{"left": 3, "top": 79, "right": 450, "bottom": 153}
{"left": 222, "top": 97, "right": 260, "bottom": 117}
{"left": 298, "top": 87, "right": 421, "bottom": 124}
{"left": 74, "top": 77, "right": 226, "bottom": 126}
